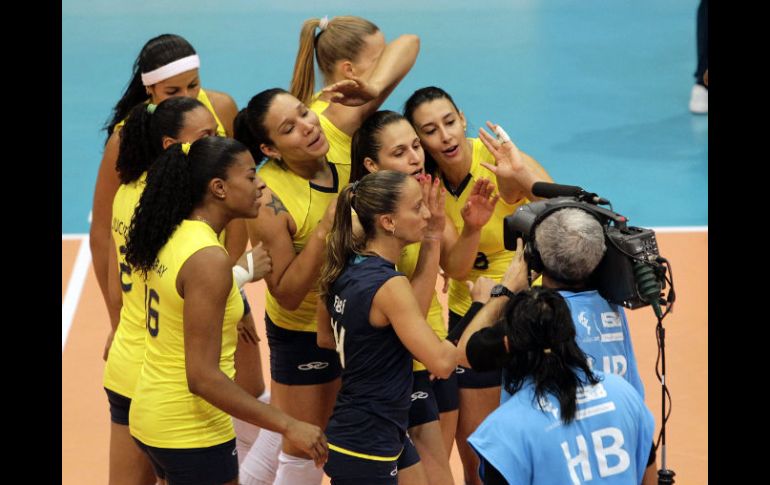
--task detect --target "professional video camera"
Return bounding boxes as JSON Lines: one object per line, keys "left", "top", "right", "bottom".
{"left": 503, "top": 182, "right": 669, "bottom": 316}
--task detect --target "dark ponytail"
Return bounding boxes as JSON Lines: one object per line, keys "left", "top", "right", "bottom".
{"left": 117, "top": 96, "right": 206, "bottom": 184}
{"left": 125, "top": 136, "right": 249, "bottom": 276}
{"left": 125, "top": 144, "right": 193, "bottom": 276}
{"left": 104, "top": 34, "right": 197, "bottom": 142}
{"left": 499, "top": 287, "right": 600, "bottom": 424}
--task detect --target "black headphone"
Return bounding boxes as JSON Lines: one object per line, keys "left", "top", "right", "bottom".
{"left": 524, "top": 233, "right": 544, "bottom": 274}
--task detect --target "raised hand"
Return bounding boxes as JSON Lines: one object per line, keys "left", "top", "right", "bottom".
{"left": 478, "top": 121, "right": 527, "bottom": 180}
{"left": 460, "top": 178, "right": 499, "bottom": 230}
{"left": 501, "top": 238, "right": 531, "bottom": 292}
{"left": 419, "top": 174, "right": 446, "bottom": 238}
{"left": 321, "top": 76, "right": 379, "bottom": 107}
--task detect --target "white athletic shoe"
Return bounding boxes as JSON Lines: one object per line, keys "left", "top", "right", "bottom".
{"left": 689, "top": 84, "right": 708, "bottom": 114}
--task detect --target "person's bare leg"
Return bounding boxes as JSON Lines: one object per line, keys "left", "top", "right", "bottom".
{"left": 455, "top": 386, "right": 500, "bottom": 485}
{"left": 108, "top": 422, "right": 157, "bottom": 485}
{"left": 437, "top": 409, "right": 458, "bottom": 458}
{"left": 408, "top": 421, "right": 453, "bottom": 485}
{"left": 397, "top": 461, "right": 429, "bottom": 485}
{"left": 233, "top": 312, "right": 268, "bottom": 464}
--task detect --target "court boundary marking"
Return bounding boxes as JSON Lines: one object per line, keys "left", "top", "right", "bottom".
{"left": 62, "top": 235, "right": 92, "bottom": 351}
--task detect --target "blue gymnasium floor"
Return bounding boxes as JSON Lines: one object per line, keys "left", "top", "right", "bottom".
{"left": 62, "top": 0, "right": 707, "bottom": 233}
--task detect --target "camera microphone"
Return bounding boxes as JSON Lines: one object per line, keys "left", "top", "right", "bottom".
{"left": 532, "top": 182, "right": 609, "bottom": 205}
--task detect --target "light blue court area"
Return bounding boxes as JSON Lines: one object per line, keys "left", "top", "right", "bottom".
{"left": 62, "top": 0, "right": 707, "bottom": 234}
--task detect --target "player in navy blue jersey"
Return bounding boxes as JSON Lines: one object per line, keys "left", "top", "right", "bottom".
{"left": 317, "top": 170, "right": 457, "bottom": 485}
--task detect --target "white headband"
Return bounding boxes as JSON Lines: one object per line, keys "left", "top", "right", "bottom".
{"left": 319, "top": 15, "right": 329, "bottom": 31}
{"left": 141, "top": 54, "right": 200, "bottom": 86}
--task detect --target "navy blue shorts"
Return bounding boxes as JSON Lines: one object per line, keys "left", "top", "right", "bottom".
{"left": 240, "top": 288, "right": 251, "bottom": 315}
{"left": 324, "top": 434, "right": 420, "bottom": 485}
{"left": 449, "top": 310, "right": 502, "bottom": 389}
{"left": 408, "top": 370, "right": 439, "bottom": 428}
{"left": 133, "top": 437, "right": 237, "bottom": 484}
{"left": 104, "top": 387, "right": 131, "bottom": 425}
{"left": 431, "top": 372, "right": 459, "bottom": 413}
{"left": 265, "top": 313, "right": 341, "bottom": 385}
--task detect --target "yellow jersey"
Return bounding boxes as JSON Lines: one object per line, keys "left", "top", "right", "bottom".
{"left": 442, "top": 138, "right": 528, "bottom": 315}
{"left": 397, "top": 242, "right": 447, "bottom": 372}
{"left": 103, "top": 173, "right": 147, "bottom": 397}
{"left": 258, "top": 159, "right": 350, "bottom": 331}
{"left": 310, "top": 92, "right": 329, "bottom": 114}
{"left": 129, "top": 220, "right": 244, "bottom": 448}
{"left": 113, "top": 88, "right": 226, "bottom": 137}
{"left": 311, "top": 96, "right": 351, "bottom": 166}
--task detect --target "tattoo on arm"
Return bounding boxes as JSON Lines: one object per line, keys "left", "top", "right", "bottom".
{"left": 267, "top": 195, "right": 288, "bottom": 216}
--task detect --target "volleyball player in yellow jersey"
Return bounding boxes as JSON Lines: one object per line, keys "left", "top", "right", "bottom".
{"left": 338, "top": 110, "right": 500, "bottom": 485}
{"left": 105, "top": 97, "right": 217, "bottom": 485}
{"left": 233, "top": 88, "right": 350, "bottom": 485}
{"left": 90, "top": 34, "right": 249, "bottom": 358}
{"left": 289, "top": 15, "right": 420, "bottom": 165}
{"left": 123, "top": 136, "right": 326, "bottom": 485}
{"left": 404, "top": 86, "right": 553, "bottom": 485}
{"left": 105, "top": 97, "right": 274, "bottom": 485}
{"left": 91, "top": 34, "right": 269, "bottom": 460}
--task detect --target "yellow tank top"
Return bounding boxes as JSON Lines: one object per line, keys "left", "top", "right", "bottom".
{"left": 257, "top": 159, "right": 350, "bottom": 331}
{"left": 103, "top": 173, "right": 147, "bottom": 397}
{"left": 129, "top": 220, "right": 244, "bottom": 448}
{"left": 397, "top": 242, "right": 447, "bottom": 372}
{"left": 310, "top": 92, "right": 329, "bottom": 114}
{"left": 113, "top": 88, "right": 226, "bottom": 137}
{"left": 442, "top": 138, "right": 528, "bottom": 315}
{"left": 311, "top": 97, "right": 351, "bottom": 166}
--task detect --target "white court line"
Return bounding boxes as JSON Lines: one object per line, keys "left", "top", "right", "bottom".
{"left": 651, "top": 226, "right": 708, "bottom": 233}
{"left": 62, "top": 235, "right": 92, "bottom": 352}
{"left": 62, "top": 233, "right": 88, "bottom": 240}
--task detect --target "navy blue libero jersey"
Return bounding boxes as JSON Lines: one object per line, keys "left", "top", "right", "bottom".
{"left": 325, "top": 255, "right": 414, "bottom": 459}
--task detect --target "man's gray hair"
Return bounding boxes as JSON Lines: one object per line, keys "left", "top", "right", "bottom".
{"left": 534, "top": 208, "right": 606, "bottom": 282}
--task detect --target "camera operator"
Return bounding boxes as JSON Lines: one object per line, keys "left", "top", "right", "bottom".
{"left": 458, "top": 208, "right": 645, "bottom": 400}
{"left": 455, "top": 209, "right": 658, "bottom": 484}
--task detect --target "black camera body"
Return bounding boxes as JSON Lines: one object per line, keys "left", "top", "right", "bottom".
{"left": 503, "top": 195, "right": 662, "bottom": 310}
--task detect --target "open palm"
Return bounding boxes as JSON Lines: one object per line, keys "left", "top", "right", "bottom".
{"left": 478, "top": 121, "right": 526, "bottom": 181}
{"left": 420, "top": 174, "right": 446, "bottom": 235}
{"left": 461, "top": 178, "right": 499, "bottom": 230}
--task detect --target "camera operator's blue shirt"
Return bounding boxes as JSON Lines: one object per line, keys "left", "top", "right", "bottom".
{"left": 501, "top": 290, "right": 645, "bottom": 404}
{"left": 469, "top": 371, "right": 654, "bottom": 485}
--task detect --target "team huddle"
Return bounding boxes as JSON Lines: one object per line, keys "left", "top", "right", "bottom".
{"left": 92, "top": 15, "right": 656, "bottom": 485}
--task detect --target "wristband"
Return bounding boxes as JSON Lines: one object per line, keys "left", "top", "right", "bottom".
{"left": 233, "top": 252, "right": 254, "bottom": 289}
